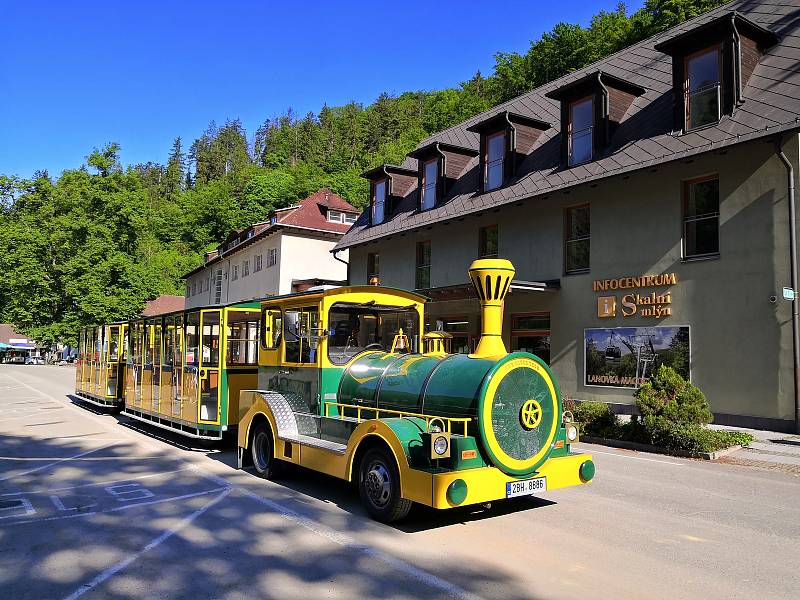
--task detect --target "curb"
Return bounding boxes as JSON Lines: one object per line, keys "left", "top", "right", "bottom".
{"left": 581, "top": 435, "right": 743, "bottom": 460}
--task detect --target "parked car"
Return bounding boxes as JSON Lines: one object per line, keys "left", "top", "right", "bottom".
{"left": 25, "top": 356, "right": 45, "bottom": 365}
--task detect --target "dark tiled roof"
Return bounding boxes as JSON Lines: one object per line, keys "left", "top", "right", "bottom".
{"left": 141, "top": 295, "right": 186, "bottom": 317}
{"left": 336, "top": 0, "right": 800, "bottom": 250}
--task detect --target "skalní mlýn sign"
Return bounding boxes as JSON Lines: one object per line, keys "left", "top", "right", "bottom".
{"left": 594, "top": 273, "right": 678, "bottom": 319}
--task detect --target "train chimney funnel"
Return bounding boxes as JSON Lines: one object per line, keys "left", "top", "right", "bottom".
{"left": 468, "top": 258, "right": 515, "bottom": 358}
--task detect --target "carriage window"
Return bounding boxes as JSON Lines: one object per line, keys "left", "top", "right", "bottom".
{"left": 284, "top": 307, "right": 319, "bottom": 364}
{"left": 261, "top": 308, "right": 282, "bottom": 350}
{"left": 227, "top": 310, "right": 260, "bottom": 365}
{"left": 163, "top": 317, "right": 174, "bottom": 368}
{"left": 327, "top": 303, "right": 420, "bottom": 365}
{"left": 185, "top": 313, "right": 200, "bottom": 367}
{"left": 109, "top": 327, "right": 120, "bottom": 362}
{"left": 202, "top": 312, "right": 221, "bottom": 367}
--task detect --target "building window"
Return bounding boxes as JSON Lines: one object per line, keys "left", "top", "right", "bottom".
{"left": 485, "top": 131, "right": 505, "bottom": 191}
{"left": 568, "top": 96, "right": 593, "bottom": 166}
{"left": 267, "top": 248, "right": 277, "bottom": 267}
{"left": 511, "top": 313, "right": 551, "bottom": 364}
{"left": 213, "top": 268, "right": 223, "bottom": 304}
{"left": 254, "top": 254, "right": 263, "bottom": 272}
{"left": 683, "top": 176, "right": 720, "bottom": 259}
{"left": 421, "top": 158, "right": 438, "bottom": 210}
{"left": 415, "top": 241, "right": 431, "bottom": 289}
{"left": 270, "top": 215, "right": 278, "bottom": 225}
{"left": 344, "top": 213, "right": 357, "bottom": 224}
{"left": 440, "top": 316, "right": 472, "bottom": 355}
{"left": 191, "top": 282, "right": 196, "bottom": 296}
{"left": 372, "top": 179, "right": 387, "bottom": 225}
{"left": 564, "top": 204, "right": 590, "bottom": 273}
{"left": 367, "top": 253, "right": 380, "bottom": 283}
{"left": 243, "top": 259, "right": 250, "bottom": 277}
{"left": 328, "top": 210, "right": 343, "bottom": 223}
{"left": 232, "top": 265, "right": 239, "bottom": 281}
{"left": 479, "top": 225, "right": 499, "bottom": 258}
{"left": 685, "top": 46, "right": 721, "bottom": 130}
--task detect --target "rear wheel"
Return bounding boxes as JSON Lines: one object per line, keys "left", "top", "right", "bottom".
{"left": 358, "top": 447, "right": 412, "bottom": 523}
{"left": 251, "top": 422, "right": 281, "bottom": 479}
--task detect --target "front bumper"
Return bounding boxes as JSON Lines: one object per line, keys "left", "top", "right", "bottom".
{"left": 404, "top": 452, "right": 594, "bottom": 509}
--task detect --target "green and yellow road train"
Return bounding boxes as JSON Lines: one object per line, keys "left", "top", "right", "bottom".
{"left": 75, "top": 258, "right": 594, "bottom": 522}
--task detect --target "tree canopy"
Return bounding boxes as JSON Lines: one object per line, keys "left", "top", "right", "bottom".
{"left": 0, "top": 0, "right": 725, "bottom": 345}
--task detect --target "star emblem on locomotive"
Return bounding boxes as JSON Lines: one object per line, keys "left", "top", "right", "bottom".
{"left": 520, "top": 398, "right": 543, "bottom": 430}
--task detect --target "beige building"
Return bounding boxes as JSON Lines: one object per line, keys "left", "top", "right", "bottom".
{"left": 335, "top": 2, "right": 800, "bottom": 432}
{"left": 184, "top": 189, "right": 358, "bottom": 308}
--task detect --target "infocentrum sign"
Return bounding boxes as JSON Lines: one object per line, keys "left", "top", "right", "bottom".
{"left": 594, "top": 273, "right": 678, "bottom": 319}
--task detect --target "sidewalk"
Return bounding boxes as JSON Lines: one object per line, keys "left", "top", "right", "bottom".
{"left": 709, "top": 423, "right": 800, "bottom": 474}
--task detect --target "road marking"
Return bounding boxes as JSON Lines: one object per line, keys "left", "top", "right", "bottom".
{"left": 574, "top": 446, "right": 685, "bottom": 466}
{"left": 0, "top": 466, "right": 194, "bottom": 497}
{"left": 0, "top": 443, "right": 116, "bottom": 483}
{"left": 3, "top": 486, "right": 229, "bottom": 527}
{"left": 0, "top": 456, "right": 166, "bottom": 461}
{"left": 61, "top": 488, "right": 231, "bottom": 600}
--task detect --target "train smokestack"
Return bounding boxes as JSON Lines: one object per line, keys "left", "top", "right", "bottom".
{"left": 468, "top": 258, "right": 515, "bottom": 358}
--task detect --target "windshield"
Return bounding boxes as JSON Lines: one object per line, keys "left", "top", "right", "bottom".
{"left": 327, "top": 303, "right": 419, "bottom": 365}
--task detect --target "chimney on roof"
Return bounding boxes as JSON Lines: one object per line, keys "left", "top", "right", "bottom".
{"left": 325, "top": 191, "right": 329, "bottom": 202}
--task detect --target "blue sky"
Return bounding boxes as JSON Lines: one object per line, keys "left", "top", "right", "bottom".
{"left": 0, "top": 1, "right": 643, "bottom": 179}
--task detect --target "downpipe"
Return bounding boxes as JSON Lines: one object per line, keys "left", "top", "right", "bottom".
{"left": 775, "top": 135, "right": 800, "bottom": 434}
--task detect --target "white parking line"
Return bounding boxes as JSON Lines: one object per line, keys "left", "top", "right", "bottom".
{"left": 0, "top": 466, "right": 194, "bottom": 497}
{"left": 0, "top": 443, "right": 117, "bottom": 483}
{"left": 574, "top": 445, "right": 685, "bottom": 466}
{"left": 61, "top": 488, "right": 232, "bottom": 600}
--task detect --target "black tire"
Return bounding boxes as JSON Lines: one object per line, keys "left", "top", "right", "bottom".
{"left": 358, "top": 447, "right": 412, "bottom": 523}
{"left": 251, "top": 422, "right": 281, "bottom": 479}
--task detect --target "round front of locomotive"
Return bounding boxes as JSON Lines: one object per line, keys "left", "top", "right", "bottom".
{"left": 476, "top": 352, "right": 561, "bottom": 476}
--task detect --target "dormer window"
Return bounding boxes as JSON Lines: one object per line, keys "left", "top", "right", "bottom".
{"left": 467, "top": 112, "right": 550, "bottom": 193}
{"left": 547, "top": 71, "right": 645, "bottom": 168}
{"left": 372, "top": 179, "right": 387, "bottom": 225}
{"left": 568, "top": 97, "right": 594, "bottom": 166}
{"left": 685, "top": 46, "right": 722, "bottom": 130}
{"left": 654, "top": 12, "right": 778, "bottom": 133}
{"left": 421, "top": 158, "right": 438, "bottom": 210}
{"left": 485, "top": 131, "right": 505, "bottom": 191}
{"left": 361, "top": 164, "right": 418, "bottom": 226}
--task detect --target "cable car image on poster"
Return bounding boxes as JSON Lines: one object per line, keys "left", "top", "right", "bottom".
{"left": 584, "top": 326, "right": 690, "bottom": 388}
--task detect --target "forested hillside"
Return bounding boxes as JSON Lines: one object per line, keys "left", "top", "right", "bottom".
{"left": 0, "top": 0, "right": 725, "bottom": 345}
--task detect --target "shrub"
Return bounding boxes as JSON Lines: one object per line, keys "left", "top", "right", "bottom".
{"left": 573, "top": 401, "right": 620, "bottom": 438}
{"left": 635, "top": 365, "right": 713, "bottom": 427}
{"left": 648, "top": 420, "right": 754, "bottom": 453}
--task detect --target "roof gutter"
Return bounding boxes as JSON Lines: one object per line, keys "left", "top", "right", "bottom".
{"left": 731, "top": 14, "right": 743, "bottom": 111}
{"left": 775, "top": 134, "right": 800, "bottom": 434}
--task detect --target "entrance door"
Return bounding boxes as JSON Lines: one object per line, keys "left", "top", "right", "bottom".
{"left": 199, "top": 310, "right": 221, "bottom": 424}
{"left": 172, "top": 314, "right": 184, "bottom": 418}
{"left": 107, "top": 325, "right": 120, "bottom": 397}
{"left": 182, "top": 312, "right": 200, "bottom": 423}
{"left": 152, "top": 319, "right": 162, "bottom": 413}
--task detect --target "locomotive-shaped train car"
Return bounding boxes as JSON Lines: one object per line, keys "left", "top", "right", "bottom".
{"left": 238, "top": 259, "right": 594, "bottom": 522}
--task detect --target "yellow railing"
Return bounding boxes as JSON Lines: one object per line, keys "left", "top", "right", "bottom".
{"left": 324, "top": 402, "right": 471, "bottom": 437}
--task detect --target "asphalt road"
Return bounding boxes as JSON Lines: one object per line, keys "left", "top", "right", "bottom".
{"left": 0, "top": 364, "right": 798, "bottom": 600}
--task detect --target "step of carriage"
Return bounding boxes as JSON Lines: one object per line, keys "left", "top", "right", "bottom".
{"left": 280, "top": 433, "right": 347, "bottom": 455}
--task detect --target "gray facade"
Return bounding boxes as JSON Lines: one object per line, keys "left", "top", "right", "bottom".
{"left": 348, "top": 136, "right": 800, "bottom": 431}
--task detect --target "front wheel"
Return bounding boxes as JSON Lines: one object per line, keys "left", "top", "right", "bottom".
{"left": 358, "top": 447, "right": 412, "bottom": 523}
{"left": 251, "top": 422, "right": 281, "bottom": 479}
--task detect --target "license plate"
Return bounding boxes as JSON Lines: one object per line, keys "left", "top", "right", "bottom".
{"left": 506, "top": 477, "right": 547, "bottom": 498}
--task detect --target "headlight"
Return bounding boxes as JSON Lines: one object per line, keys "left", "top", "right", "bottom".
{"left": 433, "top": 435, "right": 449, "bottom": 455}
{"left": 566, "top": 425, "right": 578, "bottom": 442}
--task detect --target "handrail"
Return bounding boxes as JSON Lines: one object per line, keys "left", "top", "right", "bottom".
{"left": 324, "top": 402, "right": 471, "bottom": 437}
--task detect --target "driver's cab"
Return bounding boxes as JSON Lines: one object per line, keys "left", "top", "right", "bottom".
{"left": 257, "top": 287, "right": 426, "bottom": 440}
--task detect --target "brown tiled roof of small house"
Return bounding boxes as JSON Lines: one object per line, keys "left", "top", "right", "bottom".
{"left": 181, "top": 189, "right": 359, "bottom": 279}
{"left": 0, "top": 324, "right": 32, "bottom": 345}
{"left": 275, "top": 188, "right": 358, "bottom": 233}
{"left": 335, "top": 0, "right": 800, "bottom": 250}
{"left": 141, "top": 295, "right": 185, "bottom": 317}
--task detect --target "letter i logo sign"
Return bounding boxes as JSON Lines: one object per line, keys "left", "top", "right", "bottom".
{"left": 598, "top": 296, "right": 616, "bottom": 318}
